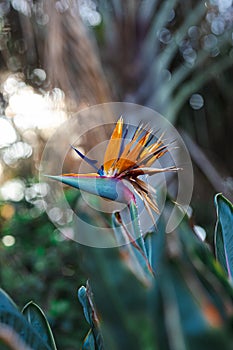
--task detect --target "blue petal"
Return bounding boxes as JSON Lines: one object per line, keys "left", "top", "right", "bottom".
{"left": 71, "top": 145, "right": 99, "bottom": 171}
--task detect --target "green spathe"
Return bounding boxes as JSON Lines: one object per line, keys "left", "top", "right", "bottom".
{"left": 46, "top": 175, "right": 135, "bottom": 204}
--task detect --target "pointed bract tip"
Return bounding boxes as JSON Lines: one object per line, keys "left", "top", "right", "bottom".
{"left": 44, "top": 174, "right": 64, "bottom": 181}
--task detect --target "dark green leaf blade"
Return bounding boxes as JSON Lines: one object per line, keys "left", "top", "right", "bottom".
{"left": 22, "top": 301, "right": 57, "bottom": 350}
{"left": 78, "top": 285, "right": 104, "bottom": 350}
{"left": 0, "top": 288, "right": 18, "bottom": 313}
{"left": 0, "top": 289, "right": 51, "bottom": 350}
{"left": 111, "top": 210, "right": 154, "bottom": 285}
{"left": 78, "top": 286, "right": 92, "bottom": 326}
{"left": 214, "top": 193, "right": 233, "bottom": 279}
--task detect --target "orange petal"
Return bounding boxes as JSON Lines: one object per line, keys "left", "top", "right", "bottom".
{"left": 103, "top": 116, "right": 123, "bottom": 174}
{"left": 145, "top": 149, "right": 167, "bottom": 166}
{"left": 62, "top": 173, "right": 99, "bottom": 177}
{"left": 116, "top": 129, "right": 150, "bottom": 174}
{"left": 126, "top": 130, "right": 151, "bottom": 163}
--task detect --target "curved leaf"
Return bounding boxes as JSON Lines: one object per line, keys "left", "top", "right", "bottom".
{"left": 78, "top": 285, "right": 104, "bottom": 350}
{"left": 144, "top": 217, "right": 166, "bottom": 272}
{"left": 0, "top": 288, "right": 18, "bottom": 313}
{"left": 214, "top": 194, "right": 233, "bottom": 279}
{"left": 0, "top": 289, "right": 51, "bottom": 350}
{"left": 22, "top": 301, "right": 57, "bottom": 350}
{"left": 78, "top": 286, "right": 92, "bottom": 326}
{"left": 111, "top": 210, "right": 154, "bottom": 285}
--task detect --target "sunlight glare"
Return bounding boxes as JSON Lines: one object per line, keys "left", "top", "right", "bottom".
{"left": 9, "top": 87, "right": 67, "bottom": 130}
{"left": 0, "top": 179, "right": 25, "bottom": 202}
{"left": 0, "top": 118, "right": 17, "bottom": 148}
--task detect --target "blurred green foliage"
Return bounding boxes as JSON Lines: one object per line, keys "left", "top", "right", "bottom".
{"left": 0, "top": 190, "right": 88, "bottom": 350}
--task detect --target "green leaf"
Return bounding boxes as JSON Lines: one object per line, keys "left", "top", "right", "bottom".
{"left": 0, "top": 288, "right": 18, "bottom": 313}
{"left": 78, "top": 285, "right": 104, "bottom": 350}
{"left": 22, "top": 301, "right": 57, "bottom": 350}
{"left": 0, "top": 289, "right": 51, "bottom": 350}
{"left": 144, "top": 217, "right": 166, "bottom": 272}
{"left": 111, "top": 210, "right": 154, "bottom": 285}
{"left": 214, "top": 193, "right": 233, "bottom": 279}
{"left": 176, "top": 211, "right": 233, "bottom": 315}
{"left": 80, "top": 244, "right": 156, "bottom": 350}
{"left": 46, "top": 175, "right": 133, "bottom": 204}
{"left": 78, "top": 286, "right": 92, "bottom": 326}
{"left": 82, "top": 329, "right": 95, "bottom": 350}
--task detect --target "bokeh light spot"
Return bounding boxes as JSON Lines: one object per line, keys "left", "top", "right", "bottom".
{"left": 2, "top": 235, "right": 16, "bottom": 247}
{"left": 194, "top": 225, "right": 206, "bottom": 241}
{"left": 158, "top": 28, "right": 172, "bottom": 44}
{"left": 78, "top": 0, "right": 102, "bottom": 26}
{"left": 0, "top": 118, "right": 17, "bottom": 148}
{"left": 189, "top": 94, "right": 204, "bottom": 110}
{"left": 3, "top": 141, "right": 32, "bottom": 166}
{"left": 0, "top": 179, "right": 25, "bottom": 202}
{"left": 1, "top": 204, "right": 15, "bottom": 220}
{"left": 211, "top": 16, "right": 225, "bottom": 35}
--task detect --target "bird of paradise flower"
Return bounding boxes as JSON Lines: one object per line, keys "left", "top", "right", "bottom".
{"left": 49, "top": 116, "right": 178, "bottom": 219}
{"left": 48, "top": 116, "right": 178, "bottom": 230}
{"left": 48, "top": 116, "right": 179, "bottom": 280}
{"left": 49, "top": 117, "right": 178, "bottom": 217}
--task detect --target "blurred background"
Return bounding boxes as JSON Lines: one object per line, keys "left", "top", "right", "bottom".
{"left": 0, "top": 0, "right": 233, "bottom": 349}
